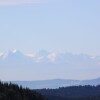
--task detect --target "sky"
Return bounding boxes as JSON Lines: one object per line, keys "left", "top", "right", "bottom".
{"left": 0, "top": 0, "right": 100, "bottom": 56}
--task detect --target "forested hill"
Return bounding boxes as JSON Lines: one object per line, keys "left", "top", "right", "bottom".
{"left": 0, "top": 81, "right": 45, "bottom": 100}
{"left": 37, "top": 85, "right": 100, "bottom": 100}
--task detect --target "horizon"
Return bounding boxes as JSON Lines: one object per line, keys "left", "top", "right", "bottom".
{"left": 2, "top": 77, "right": 100, "bottom": 81}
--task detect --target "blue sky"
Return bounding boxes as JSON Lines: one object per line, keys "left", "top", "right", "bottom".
{"left": 0, "top": 0, "right": 100, "bottom": 56}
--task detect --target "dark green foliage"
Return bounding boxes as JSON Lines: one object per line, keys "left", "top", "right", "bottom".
{"left": 37, "top": 85, "right": 100, "bottom": 100}
{"left": 0, "top": 81, "right": 45, "bottom": 100}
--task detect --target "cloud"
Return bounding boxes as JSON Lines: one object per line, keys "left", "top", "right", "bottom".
{"left": 0, "top": 0, "right": 47, "bottom": 5}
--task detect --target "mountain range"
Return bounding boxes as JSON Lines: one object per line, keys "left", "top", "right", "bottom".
{"left": 0, "top": 50, "right": 100, "bottom": 80}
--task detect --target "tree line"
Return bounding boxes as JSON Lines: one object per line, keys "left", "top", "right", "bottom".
{"left": 1, "top": 81, "right": 100, "bottom": 100}
{"left": 0, "top": 81, "right": 45, "bottom": 100}
{"left": 36, "top": 85, "right": 100, "bottom": 100}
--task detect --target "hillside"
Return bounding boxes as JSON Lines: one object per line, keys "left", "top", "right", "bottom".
{"left": 37, "top": 85, "right": 100, "bottom": 100}
{"left": 0, "top": 81, "right": 45, "bottom": 100}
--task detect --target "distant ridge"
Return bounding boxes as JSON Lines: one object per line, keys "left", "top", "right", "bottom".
{"left": 6, "top": 77, "right": 100, "bottom": 89}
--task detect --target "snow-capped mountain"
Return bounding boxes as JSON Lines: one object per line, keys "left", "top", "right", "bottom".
{"left": 0, "top": 50, "right": 99, "bottom": 64}
{"left": 0, "top": 50, "right": 33, "bottom": 64}
{"left": 0, "top": 50, "right": 100, "bottom": 80}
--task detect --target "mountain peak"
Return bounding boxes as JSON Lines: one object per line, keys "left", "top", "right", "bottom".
{"left": 5, "top": 50, "right": 23, "bottom": 56}
{"left": 12, "top": 49, "right": 17, "bottom": 53}
{"left": 2, "top": 50, "right": 25, "bottom": 61}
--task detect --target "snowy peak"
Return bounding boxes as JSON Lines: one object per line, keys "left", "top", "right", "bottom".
{"left": 3, "top": 50, "right": 24, "bottom": 59}
{"left": 0, "top": 52, "right": 5, "bottom": 57}
{"left": 1, "top": 50, "right": 33, "bottom": 63}
{"left": 12, "top": 49, "right": 17, "bottom": 53}
{"left": 0, "top": 50, "right": 100, "bottom": 64}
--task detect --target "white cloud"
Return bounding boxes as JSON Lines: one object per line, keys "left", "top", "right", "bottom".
{"left": 0, "top": 0, "right": 47, "bottom": 5}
